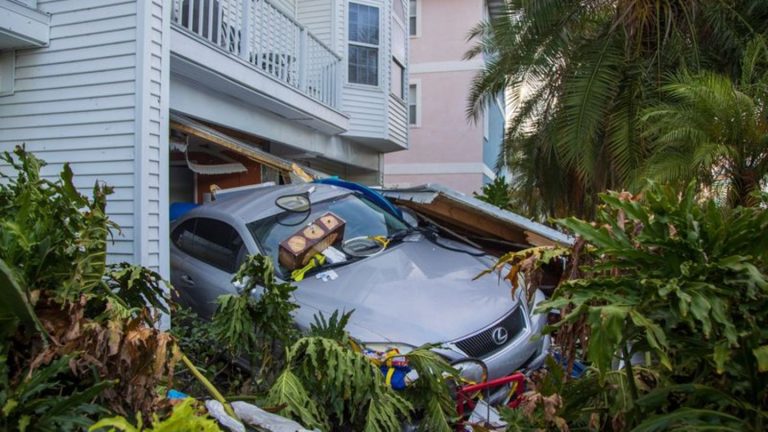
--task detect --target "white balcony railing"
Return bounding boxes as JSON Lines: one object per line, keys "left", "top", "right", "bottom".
{"left": 172, "top": 0, "right": 342, "bottom": 108}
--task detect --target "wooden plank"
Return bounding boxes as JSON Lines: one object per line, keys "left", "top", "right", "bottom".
{"left": 170, "top": 113, "right": 325, "bottom": 180}
{"left": 398, "top": 197, "right": 530, "bottom": 245}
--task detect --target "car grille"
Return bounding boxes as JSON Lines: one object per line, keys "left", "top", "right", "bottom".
{"left": 454, "top": 308, "right": 526, "bottom": 358}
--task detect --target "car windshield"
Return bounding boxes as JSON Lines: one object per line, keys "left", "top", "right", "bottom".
{"left": 247, "top": 193, "right": 409, "bottom": 278}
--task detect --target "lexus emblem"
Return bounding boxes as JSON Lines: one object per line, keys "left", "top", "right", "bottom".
{"left": 491, "top": 327, "right": 508, "bottom": 345}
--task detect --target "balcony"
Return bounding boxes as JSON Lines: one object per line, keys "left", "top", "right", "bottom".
{"left": 171, "top": 0, "right": 342, "bottom": 110}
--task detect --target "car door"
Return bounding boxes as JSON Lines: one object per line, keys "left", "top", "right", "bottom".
{"left": 172, "top": 217, "right": 248, "bottom": 318}
{"left": 170, "top": 218, "right": 201, "bottom": 310}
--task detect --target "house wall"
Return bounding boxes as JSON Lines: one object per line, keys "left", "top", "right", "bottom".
{"left": 297, "top": 0, "right": 333, "bottom": 46}
{"left": 383, "top": 0, "right": 495, "bottom": 195}
{"left": 340, "top": 0, "right": 389, "bottom": 140}
{"left": 337, "top": 0, "right": 407, "bottom": 152}
{"left": 386, "top": 0, "right": 408, "bottom": 148}
{"left": 0, "top": 0, "right": 171, "bottom": 276}
{"left": 274, "top": 0, "right": 297, "bottom": 15}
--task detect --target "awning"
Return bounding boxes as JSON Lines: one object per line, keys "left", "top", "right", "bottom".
{"left": 382, "top": 184, "right": 574, "bottom": 249}
{"left": 170, "top": 113, "right": 326, "bottom": 182}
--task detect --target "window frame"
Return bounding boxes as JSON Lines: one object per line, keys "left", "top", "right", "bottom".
{"left": 409, "top": 0, "right": 420, "bottom": 38}
{"left": 391, "top": 57, "right": 406, "bottom": 100}
{"left": 347, "top": 1, "right": 382, "bottom": 87}
{"left": 408, "top": 80, "right": 421, "bottom": 127}
{"left": 0, "top": 50, "right": 15, "bottom": 97}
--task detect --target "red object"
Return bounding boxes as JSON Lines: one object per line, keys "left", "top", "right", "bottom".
{"left": 455, "top": 372, "right": 526, "bottom": 429}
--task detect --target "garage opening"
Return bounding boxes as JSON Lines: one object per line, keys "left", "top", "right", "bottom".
{"left": 168, "top": 113, "right": 324, "bottom": 219}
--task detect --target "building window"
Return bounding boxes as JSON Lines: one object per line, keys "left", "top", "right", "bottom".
{"left": 348, "top": 3, "right": 380, "bottom": 86}
{"left": 392, "top": 58, "right": 405, "bottom": 99}
{"left": 409, "top": 83, "right": 419, "bottom": 126}
{"left": 409, "top": 0, "right": 418, "bottom": 36}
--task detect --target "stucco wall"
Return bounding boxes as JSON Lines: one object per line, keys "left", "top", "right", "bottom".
{"left": 409, "top": 0, "right": 483, "bottom": 63}
{"left": 383, "top": 0, "right": 491, "bottom": 195}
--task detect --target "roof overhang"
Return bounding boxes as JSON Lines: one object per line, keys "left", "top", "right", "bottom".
{"left": 382, "top": 183, "right": 574, "bottom": 249}
{"left": 0, "top": 0, "right": 49, "bottom": 49}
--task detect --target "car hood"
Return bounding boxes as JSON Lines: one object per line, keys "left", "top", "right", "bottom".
{"left": 291, "top": 236, "right": 519, "bottom": 347}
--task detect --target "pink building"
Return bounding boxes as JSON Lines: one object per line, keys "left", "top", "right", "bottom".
{"left": 383, "top": 0, "right": 506, "bottom": 195}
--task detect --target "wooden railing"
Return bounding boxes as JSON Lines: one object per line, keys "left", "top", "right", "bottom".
{"left": 172, "top": 0, "right": 342, "bottom": 108}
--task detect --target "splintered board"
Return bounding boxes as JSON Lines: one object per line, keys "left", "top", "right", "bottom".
{"left": 278, "top": 213, "right": 346, "bottom": 270}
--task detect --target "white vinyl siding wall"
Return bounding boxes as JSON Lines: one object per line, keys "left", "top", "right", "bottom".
{"left": 387, "top": 0, "right": 407, "bottom": 147}
{"left": 297, "top": 0, "right": 333, "bottom": 46}
{"left": 0, "top": 0, "right": 170, "bottom": 275}
{"left": 135, "top": 0, "right": 170, "bottom": 274}
{"left": 341, "top": 0, "right": 389, "bottom": 139}
{"left": 274, "top": 0, "right": 297, "bottom": 15}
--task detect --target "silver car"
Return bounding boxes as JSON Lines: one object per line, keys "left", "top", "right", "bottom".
{"left": 170, "top": 182, "right": 549, "bottom": 382}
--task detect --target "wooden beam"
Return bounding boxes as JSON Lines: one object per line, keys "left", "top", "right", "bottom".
{"left": 170, "top": 113, "right": 325, "bottom": 180}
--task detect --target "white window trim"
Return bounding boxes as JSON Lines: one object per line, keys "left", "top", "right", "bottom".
{"left": 409, "top": 79, "right": 421, "bottom": 128}
{"left": 347, "top": 1, "right": 382, "bottom": 88}
{"left": 483, "top": 99, "right": 490, "bottom": 140}
{"left": 391, "top": 57, "right": 406, "bottom": 101}
{"left": 409, "top": 0, "right": 421, "bottom": 38}
{"left": 0, "top": 51, "right": 15, "bottom": 97}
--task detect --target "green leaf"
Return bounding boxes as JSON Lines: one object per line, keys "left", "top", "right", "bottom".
{"left": 587, "top": 305, "right": 628, "bottom": 376}
{"left": 752, "top": 345, "right": 768, "bottom": 372}
{"left": 0, "top": 258, "right": 47, "bottom": 340}
{"left": 629, "top": 310, "right": 671, "bottom": 370}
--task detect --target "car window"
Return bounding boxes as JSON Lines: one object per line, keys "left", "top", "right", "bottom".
{"left": 247, "top": 193, "right": 408, "bottom": 278}
{"left": 173, "top": 217, "right": 245, "bottom": 273}
{"left": 172, "top": 219, "right": 197, "bottom": 255}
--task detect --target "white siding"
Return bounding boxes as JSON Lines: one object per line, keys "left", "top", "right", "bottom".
{"left": 297, "top": 0, "right": 332, "bottom": 46}
{"left": 273, "top": 0, "right": 296, "bottom": 16}
{"left": 340, "top": 0, "right": 389, "bottom": 139}
{"left": 0, "top": 0, "right": 138, "bottom": 264}
{"left": 0, "top": 0, "right": 170, "bottom": 276}
{"left": 388, "top": 94, "right": 407, "bottom": 146}
{"left": 387, "top": 0, "right": 408, "bottom": 147}
{"left": 135, "top": 0, "right": 170, "bottom": 274}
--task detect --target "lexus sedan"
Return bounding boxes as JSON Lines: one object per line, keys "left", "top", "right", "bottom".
{"left": 170, "top": 182, "right": 550, "bottom": 385}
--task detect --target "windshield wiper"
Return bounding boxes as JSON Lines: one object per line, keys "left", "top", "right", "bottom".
{"left": 387, "top": 227, "right": 416, "bottom": 244}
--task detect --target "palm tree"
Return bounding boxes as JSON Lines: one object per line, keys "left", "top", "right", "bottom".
{"left": 641, "top": 41, "right": 768, "bottom": 207}
{"left": 467, "top": 0, "right": 768, "bottom": 218}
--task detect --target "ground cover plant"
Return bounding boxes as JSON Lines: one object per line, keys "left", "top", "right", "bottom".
{"left": 485, "top": 182, "right": 768, "bottom": 430}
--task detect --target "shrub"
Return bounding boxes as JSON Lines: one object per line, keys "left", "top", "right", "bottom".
{"left": 0, "top": 147, "right": 178, "bottom": 429}
{"left": 486, "top": 182, "right": 768, "bottom": 430}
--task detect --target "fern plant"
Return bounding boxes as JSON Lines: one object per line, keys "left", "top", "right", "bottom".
{"left": 267, "top": 310, "right": 459, "bottom": 432}
{"left": 266, "top": 336, "right": 412, "bottom": 431}
{"left": 308, "top": 310, "right": 354, "bottom": 342}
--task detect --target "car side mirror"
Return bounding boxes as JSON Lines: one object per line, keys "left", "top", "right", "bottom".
{"left": 276, "top": 193, "right": 311, "bottom": 213}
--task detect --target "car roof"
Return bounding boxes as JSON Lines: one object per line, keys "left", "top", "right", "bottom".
{"left": 180, "top": 182, "right": 351, "bottom": 225}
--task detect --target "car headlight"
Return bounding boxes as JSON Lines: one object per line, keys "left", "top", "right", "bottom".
{"left": 451, "top": 358, "right": 488, "bottom": 384}
{"left": 363, "top": 342, "right": 415, "bottom": 355}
